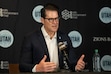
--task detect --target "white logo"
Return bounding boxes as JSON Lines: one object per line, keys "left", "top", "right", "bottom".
{"left": 0, "top": 8, "right": 18, "bottom": 17}
{"left": 100, "top": 55, "right": 111, "bottom": 71}
{"left": 93, "top": 37, "right": 111, "bottom": 42}
{"left": 32, "top": 5, "right": 43, "bottom": 23}
{"left": 61, "top": 9, "right": 86, "bottom": 20}
{"left": 99, "top": 7, "right": 111, "bottom": 24}
{"left": 0, "top": 30, "right": 14, "bottom": 48}
{"left": 0, "top": 61, "right": 9, "bottom": 69}
{"left": 68, "top": 31, "right": 82, "bottom": 48}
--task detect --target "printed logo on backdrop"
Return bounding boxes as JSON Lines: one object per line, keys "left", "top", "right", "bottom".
{"left": 0, "top": 30, "right": 14, "bottom": 48}
{"left": 32, "top": 5, "right": 43, "bottom": 23}
{"left": 68, "top": 31, "right": 82, "bottom": 48}
{"left": 0, "top": 8, "right": 18, "bottom": 17}
{"left": 100, "top": 55, "right": 111, "bottom": 71}
{"left": 93, "top": 37, "right": 111, "bottom": 42}
{"left": 0, "top": 61, "right": 9, "bottom": 69}
{"left": 99, "top": 7, "right": 111, "bottom": 24}
{"left": 61, "top": 9, "right": 86, "bottom": 20}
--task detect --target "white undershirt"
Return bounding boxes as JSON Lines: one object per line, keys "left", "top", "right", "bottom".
{"left": 32, "top": 26, "right": 59, "bottom": 72}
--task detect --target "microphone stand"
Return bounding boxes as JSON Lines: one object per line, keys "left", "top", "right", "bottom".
{"left": 60, "top": 50, "right": 71, "bottom": 72}
{"left": 58, "top": 42, "right": 71, "bottom": 72}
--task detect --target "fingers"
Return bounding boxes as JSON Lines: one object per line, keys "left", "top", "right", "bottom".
{"left": 37, "top": 55, "right": 57, "bottom": 72}
{"left": 45, "top": 62, "right": 56, "bottom": 65}
{"left": 79, "top": 54, "right": 85, "bottom": 67}
{"left": 76, "top": 65, "right": 84, "bottom": 71}
{"left": 78, "top": 63, "right": 85, "bottom": 68}
{"left": 79, "top": 61, "right": 85, "bottom": 65}
{"left": 76, "top": 54, "right": 85, "bottom": 71}
{"left": 75, "top": 62, "right": 85, "bottom": 71}
{"left": 41, "top": 55, "right": 47, "bottom": 62}
{"left": 41, "top": 55, "right": 57, "bottom": 69}
{"left": 44, "top": 64, "right": 57, "bottom": 71}
{"left": 42, "top": 63, "right": 57, "bottom": 72}
{"left": 78, "top": 54, "right": 85, "bottom": 65}
{"left": 43, "top": 67, "right": 56, "bottom": 72}
{"left": 79, "top": 54, "right": 85, "bottom": 61}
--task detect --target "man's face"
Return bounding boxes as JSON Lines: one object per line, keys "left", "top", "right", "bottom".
{"left": 41, "top": 10, "right": 59, "bottom": 33}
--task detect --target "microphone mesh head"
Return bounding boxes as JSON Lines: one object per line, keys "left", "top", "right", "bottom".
{"left": 58, "top": 42, "right": 67, "bottom": 50}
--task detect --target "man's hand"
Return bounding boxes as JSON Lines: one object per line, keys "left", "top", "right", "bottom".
{"left": 75, "top": 54, "right": 85, "bottom": 71}
{"left": 36, "top": 55, "right": 57, "bottom": 72}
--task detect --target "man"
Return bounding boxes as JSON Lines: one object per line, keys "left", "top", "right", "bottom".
{"left": 19, "top": 3, "right": 85, "bottom": 72}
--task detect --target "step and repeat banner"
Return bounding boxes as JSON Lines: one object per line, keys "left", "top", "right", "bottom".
{"left": 0, "top": 0, "right": 111, "bottom": 72}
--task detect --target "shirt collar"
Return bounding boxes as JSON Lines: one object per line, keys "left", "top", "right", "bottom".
{"left": 41, "top": 26, "right": 57, "bottom": 39}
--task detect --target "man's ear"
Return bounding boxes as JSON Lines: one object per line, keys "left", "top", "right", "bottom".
{"left": 41, "top": 17, "right": 44, "bottom": 24}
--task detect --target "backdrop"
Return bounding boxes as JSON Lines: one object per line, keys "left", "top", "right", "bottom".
{"left": 0, "top": 0, "right": 111, "bottom": 72}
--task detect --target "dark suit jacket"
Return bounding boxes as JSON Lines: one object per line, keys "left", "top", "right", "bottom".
{"left": 19, "top": 29, "right": 77, "bottom": 72}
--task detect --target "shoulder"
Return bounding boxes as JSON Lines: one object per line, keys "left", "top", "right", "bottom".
{"left": 57, "top": 31, "right": 71, "bottom": 42}
{"left": 24, "top": 29, "right": 42, "bottom": 39}
{"left": 57, "top": 31, "right": 69, "bottom": 38}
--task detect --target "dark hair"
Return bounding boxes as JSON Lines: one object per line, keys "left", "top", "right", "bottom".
{"left": 41, "top": 3, "right": 59, "bottom": 18}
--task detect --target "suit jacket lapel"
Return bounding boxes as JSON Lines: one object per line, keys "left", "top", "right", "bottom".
{"left": 37, "top": 30, "right": 50, "bottom": 62}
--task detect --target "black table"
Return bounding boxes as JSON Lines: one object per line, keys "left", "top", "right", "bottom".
{"left": 10, "top": 72, "right": 111, "bottom": 74}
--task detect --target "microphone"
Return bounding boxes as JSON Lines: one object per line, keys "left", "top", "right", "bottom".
{"left": 58, "top": 42, "right": 71, "bottom": 71}
{"left": 58, "top": 42, "right": 70, "bottom": 64}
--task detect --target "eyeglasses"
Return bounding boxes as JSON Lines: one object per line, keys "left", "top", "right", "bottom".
{"left": 44, "top": 17, "right": 60, "bottom": 23}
